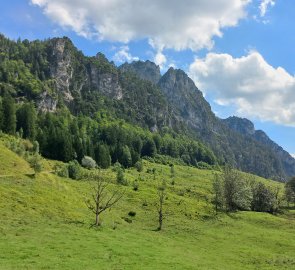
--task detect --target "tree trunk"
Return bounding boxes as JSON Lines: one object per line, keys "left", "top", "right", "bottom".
{"left": 158, "top": 209, "right": 163, "bottom": 231}
{"left": 95, "top": 212, "right": 100, "bottom": 226}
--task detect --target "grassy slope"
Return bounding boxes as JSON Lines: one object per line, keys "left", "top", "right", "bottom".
{"left": 0, "top": 142, "right": 295, "bottom": 269}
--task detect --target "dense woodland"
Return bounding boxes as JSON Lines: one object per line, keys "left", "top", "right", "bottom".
{"left": 0, "top": 93, "right": 217, "bottom": 169}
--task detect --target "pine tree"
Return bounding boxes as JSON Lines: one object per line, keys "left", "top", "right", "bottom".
{"left": 95, "top": 144, "right": 111, "bottom": 169}
{"left": 2, "top": 94, "right": 16, "bottom": 135}
{"left": 16, "top": 102, "right": 37, "bottom": 140}
{"left": 121, "top": 145, "right": 132, "bottom": 168}
{"left": 0, "top": 98, "right": 3, "bottom": 131}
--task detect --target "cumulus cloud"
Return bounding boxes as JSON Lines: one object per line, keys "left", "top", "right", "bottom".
{"left": 30, "top": 0, "right": 250, "bottom": 51}
{"left": 189, "top": 52, "right": 295, "bottom": 126}
{"left": 112, "top": 46, "right": 139, "bottom": 63}
{"left": 154, "top": 51, "right": 167, "bottom": 69}
{"left": 259, "top": 0, "right": 275, "bottom": 17}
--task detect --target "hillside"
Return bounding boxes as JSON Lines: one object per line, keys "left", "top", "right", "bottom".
{"left": 0, "top": 34, "right": 294, "bottom": 180}
{"left": 0, "top": 138, "right": 295, "bottom": 269}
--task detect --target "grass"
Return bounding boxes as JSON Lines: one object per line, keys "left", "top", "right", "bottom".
{"left": 0, "top": 141, "right": 295, "bottom": 269}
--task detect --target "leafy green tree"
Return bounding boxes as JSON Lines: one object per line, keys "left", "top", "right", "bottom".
{"left": 0, "top": 98, "right": 3, "bottom": 130}
{"left": 116, "top": 168, "right": 128, "bottom": 186}
{"left": 68, "top": 160, "right": 81, "bottom": 180}
{"left": 16, "top": 102, "right": 37, "bottom": 140}
{"left": 212, "top": 173, "right": 224, "bottom": 214}
{"left": 28, "top": 154, "right": 42, "bottom": 175}
{"left": 142, "top": 137, "right": 157, "bottom": 157}
{"left": 95, "top": 144, "right": 111, "bottom": 169}
{"left": 222, "top": 166, "right": 252, "bottom": 211}
{"left": 134, "top": 160, "right": 143, "bottom": 172}
{"left": 121, "top": 145, "right": 132, "bottom": 168}
{"left": 285, "top": 177, "right": 295, "bottom": 206}
{"left": 2, "top": 93, "right": 16, "bottom": 135}
{"left": 251, "top": 182, "right": 276, "bottom": 213}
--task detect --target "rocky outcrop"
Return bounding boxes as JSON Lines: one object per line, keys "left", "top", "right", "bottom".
{"left": 158, "top": 67, "right": 215, "bottom": 131}
{"left": 223, "top": 116, "right": 255, "bottom": 136}
{"left": 37, "top": 91, "right": 57, "bottom": 112}
{"left": 48, "top": 38, "right": 74, "bottom": 101}
{"left": 224, "top": 116, "right": 295, "bottom": 180}
{"left": 119, "top": 60, "right": 161, "bottom": 85}
{"left": 89, "top": 57, "right": 123, "bottom": 100}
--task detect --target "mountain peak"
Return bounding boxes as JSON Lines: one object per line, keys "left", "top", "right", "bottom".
{"left": 223, "top": 116, "right": 255, "bottom": 136}
{"left": 119, "top": 60, "right": 161, "bottom": 84}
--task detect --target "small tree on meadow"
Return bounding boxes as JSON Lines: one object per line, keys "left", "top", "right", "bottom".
{"left": 285, "top": 177, "right": 295, "bottom": 207}
{"left": 86, "top": 171, "right": 124, "bottom": 227}
{"left": 29, "top": 154, "right": 42, "bottom": 175}
{"left": 156, "top": 180, "right": 167, "bottom": 231}
{"left": 212, "top": 173, "right": 224, "bottom": 214}
{"left": 116, "top": 168, "right": 128, "bottom": 186}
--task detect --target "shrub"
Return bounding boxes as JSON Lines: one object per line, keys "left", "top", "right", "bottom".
{"left": 116, "top": 168, "right": 128, "bottom": 186}
{"left": 128, "top": 211, "right": 136, "bottom": 217}
{"left": 132, "top": 180, "right": 139, "bottom": 191}
{"left": 68, "top": 160, "right": 81, "bottom": 180}
{"left": 56, "top": 165, "right": 69, "bottom": 178}
{"left": 28, "top": 154, "right": 42, "bottom": 173}
{"left": 81, "top": 156, "right": 97, "bottom": 169}
{"left": 134, "top": 160, "right": 143, "bottom": 172}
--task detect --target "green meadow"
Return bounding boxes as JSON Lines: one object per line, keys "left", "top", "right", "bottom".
{"left": 0, "top": 141, "right": 294, "bottom": 270}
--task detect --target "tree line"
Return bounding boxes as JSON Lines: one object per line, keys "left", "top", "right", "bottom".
{"left": 0, "top": 93, "right": 217, "bottom": 170}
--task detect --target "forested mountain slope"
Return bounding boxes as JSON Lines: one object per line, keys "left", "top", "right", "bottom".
{"left": 0, "top": 34, "right": 294, "bottom": 180}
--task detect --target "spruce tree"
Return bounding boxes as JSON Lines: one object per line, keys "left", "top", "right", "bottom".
{"left": 0, "top": 98, "right": 3, "bottom": 131}
{"left": 2, "top": 94, "right": 16, "bottom": 135}
{"left": 16, "top": 102, "right": 37, "bottom": 140}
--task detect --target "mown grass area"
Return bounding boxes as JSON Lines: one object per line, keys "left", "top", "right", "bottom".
{"left": 0, "top": 143, "right": 295, "bottom": 269}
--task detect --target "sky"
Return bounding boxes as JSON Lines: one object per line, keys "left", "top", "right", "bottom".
{"left": 1, "top": 0, "right": 295, "bottom": 156}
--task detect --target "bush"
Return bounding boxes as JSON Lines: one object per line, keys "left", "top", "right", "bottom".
{"left": 134, "top": 160, "right": 143, "bottom": 172}
{"left": 56, "top": 164, "right": 69, "bottom": 178}
{"left": 68, "top": 160, "right": 81, "bottom": 180}
{"left": 81, "top": 156, "right": 97, "bottom": 169}
{"left": 112, "top": 161, "right": 122, "bottom": 172}
{"left": 128, "top": 211, "right": 136, "bottom": 217}
{"left": 116, "top": 168, "right": 128, "bottom": 186}
{"left": 132, "top": 180, "right": 139, "bottom": 191}
{"left": 28, "top": 154, "right": 42, "bottom": 173}
{"left": 252, "top": 182, "right": 276, "bottom": 213}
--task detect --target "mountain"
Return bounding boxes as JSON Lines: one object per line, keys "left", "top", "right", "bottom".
{"left": 0, "top": 34, "right": 294, "bottom": 181}
{"left": 223, "top": 116, "right": 295, "bottom": 178}
{"left": 121, "top": 61, "right": 294, "bottom": 181}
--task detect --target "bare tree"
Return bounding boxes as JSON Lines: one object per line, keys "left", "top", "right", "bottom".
{"left": 86, "top": 171, "right": 124, "bottom": 227}
{"left": 156, "top": 180, "right": 166, "bottom": 231}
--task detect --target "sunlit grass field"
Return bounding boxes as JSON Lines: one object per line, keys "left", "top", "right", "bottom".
{"left": 0, "top": 142, "right": 294, "bottom": 269}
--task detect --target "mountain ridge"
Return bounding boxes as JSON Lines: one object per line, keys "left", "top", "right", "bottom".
{"left": 0, "top": 34, "right": 294, "bottom": 181}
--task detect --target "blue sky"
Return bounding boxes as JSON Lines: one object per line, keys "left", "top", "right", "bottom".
{"left": 1, "top": 0, "right": 295, "bottom": 155}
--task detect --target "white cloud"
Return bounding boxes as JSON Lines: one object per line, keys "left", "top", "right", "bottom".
{"left": 154, "top": 51, "right": 166, "bottom": 68}
{"left": 31, "top": 0, "right": 250, "bottom": 51}
{"left": 112, "top": 46, "right": 139, "bottom": 63}
{"left": 292, "top": 154, "right": 295, "bottom": 158}
{"left": 189, "top": 51, "right": 295, "bottom": 126}
{"left": 259, "top": 0, "right": 275, "bottom": 17}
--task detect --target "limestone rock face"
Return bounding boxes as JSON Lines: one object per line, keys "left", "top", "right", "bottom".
{"left": 158, "top": 67, "right": 215, "bottom": 131}
{"left": 119, "top": 60, "right": 161, "bottom": 85}
{"left": 48, "top": 38, "right": 74, "bottom": 101}
{"left": 223, "top": 116, "right": 255, "bottom": 136}
{"left": 37, "top": 91, "right": 57, "bottom": 112}
{"left": 90, "top": 61, "right": 123, "bottom": 100}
